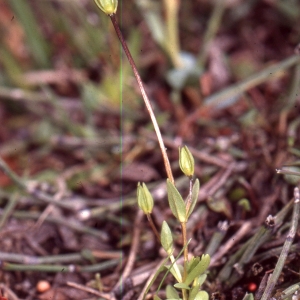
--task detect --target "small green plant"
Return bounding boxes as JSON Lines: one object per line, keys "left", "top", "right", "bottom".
{"left": 93, "top": 1, "right": 210, "bottom": 299}
{"left": 137, "top": 147, "right": 210, "bottom": 300}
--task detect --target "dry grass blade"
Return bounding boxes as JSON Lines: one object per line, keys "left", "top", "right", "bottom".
{"left": 260, "top": 187, "right": 300, "bottom": 300}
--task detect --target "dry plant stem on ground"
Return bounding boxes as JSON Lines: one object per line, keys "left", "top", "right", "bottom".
{"left": 0, "top": 157, "right": 76, "bottom": 211}
{"left": 260, "top": 187, "right": 300, "bottom": 300}
{"left": 210, "top": 220, "right": 252, "bottom": 266}
{"left": 0, "top": 283, "right": 19, "bottom": 300}
{"left": 113, "top": 210, "right": 143, "bottom": 292}
{"left": 217, "top": 197, "right": 297, "bottom": 287}
{"left": 67, "top": 281, "right": 112, "bottom": 300}
{"left": 109, "top": 13, "right": 174, "bottom": 184}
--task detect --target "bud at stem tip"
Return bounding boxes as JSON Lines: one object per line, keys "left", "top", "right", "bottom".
{"left": 94, "top": 0, "right": 118, "bottom": 15}
{"left": 179, "top": 146, "right": 194, "bottom": 177}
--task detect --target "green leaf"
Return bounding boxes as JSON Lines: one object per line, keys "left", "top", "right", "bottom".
{"left": 189, "top": 285, "right": 201, "bottom": 300}
{"left": 165, "top": 264, "right": 183, "bottom": 283}
{"left": 158, "top": 244, "right": 187, "bottom": 289}
{"left": 9, "top": 0, "right": 50, "bottom": 68}
{"left": 161, "top": 221, "right": 174, "bottom": 255}
{"left": 194, "top": 290, "right": 209, "bottom": 300}
{"left": 187, "top": 179, "right": 200, "bottom": 218}
{"left": 167, "top": 179, "right": 187, "bottom": 222}
{"left": 282, "top": 283, "right": 300, "bottom": 297}
{"left": 207, "top": 196, "right": 232, "bottom": 219}
{"left": 187, "top": 256, "right": 200, "bottom": 272}
{"left": 238, "top": 198, "right": 251, "bottom": 211}
{"left": 143, "top": 256, "right": 170, "bottom": 300}
{"left": 153, "top": 295, "right": 163, "bottom": 300}
{"left": 195, "top": 274, "right": 207, "bottom": 286}
{"left": 174, "top": 283, "right": 190, "bottom": 290}
{"left": 241, "top": 293, "right": 254, "bottom": 300}
{"left": 166, "top": 285, "right": 181, "bottom": 299}
{"left": 184, "top": 254, "right": 210, "bottom": 286}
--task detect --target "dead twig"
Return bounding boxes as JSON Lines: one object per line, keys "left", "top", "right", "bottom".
{"left": 210, "top": 220, "right": 252, "bottom": 266}
{"left": 113, "top": 210, "right": 144, "bottom": 293}
{"left": 66, "top": 281, "right": 113, "bottom": 300}
{"left": 260, "top": 187, "right": 300, "bottom": 300}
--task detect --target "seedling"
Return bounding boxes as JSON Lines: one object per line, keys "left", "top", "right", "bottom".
{"left": 93, "top": 1, "right": 210, "bottom": 299}
{"left": 92, "top": 2, "right": 300, "bottom": 300}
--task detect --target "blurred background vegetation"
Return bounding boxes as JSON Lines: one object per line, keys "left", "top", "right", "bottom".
{"left": 1, "top": 0, "right": 299, "bottom": 190}
{"left": 1, "top": 0, "right": 300, "bottom": 299}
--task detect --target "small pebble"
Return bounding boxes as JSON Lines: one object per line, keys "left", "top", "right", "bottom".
{"left": 36, "top": 280, "right": 51, "bottom": 293}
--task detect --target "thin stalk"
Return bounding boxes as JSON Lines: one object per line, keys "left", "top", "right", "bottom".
{"left": 0, "top": 283, "right": 20, "bottom": 300}
{"left": 280, "top": 282, "right": 300, "bottom": 300}
{"left": 169, "top": 254, "right": 183, "bottom": 283}
{"left": 0, "top": 157, "right": 26, "bottom": 190}
{"left": 146, "top": 214, "right": 161, "bottom": 243}
{"left": 286, "top": 62, "right": 300, "bottom": 108}
{"left": 113, "top": 210, "right": 143, "bottom": 292}
{"left": 203, "top": 55, "right": 300, "bottom": 107}
{"left": 0, "top": 250, "right": 122, "bottom": 265}
{"left": 198, "top": 0, "right": 226, "bottom": 67}
{"left": 183, "top": 54, "right": 300, "bottom": 132}
{"left": 0, "top": 194, "right": 19, "bottom": 229}
{"left": 181, "top": 222, "right": 188, "bottom": 281}
{"left": 138, "top": 258, "right": 167, "bottom": 300}
{"left": 255, "top": 273, "right": 269, "bottom": 300}
{"left": 0, "top": 252, "right": 83, "bottom": 264}
{"left": 2, "top": 259, "right": 120, "bottom": 273}
{"left": 163, "top": 0, "right": 182, "bottom": 68}
{"left": 67, "top": 281, "right": 110, "bottom": 299}
{"left": 254, "top": 243, "right": 300, "bottom": 262}
{"left": 109, "top": 13, "right": 174, "bottom": 184}
{"left": 260, "top": 187, "right": 300, "bottom": 300}
{"left": 182, "top": 289, "right": 188, "bottom": 300}
{"left": 276, "top": 169, "right": 300, "bottom": 176}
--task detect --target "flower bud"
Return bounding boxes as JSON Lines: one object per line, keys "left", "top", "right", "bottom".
{"left": 179, "top": 146, "right": 194, "bottom": 177}
{"left": 137, "top": 182, "right": 154, "bottom": 214}
{"left": 94, "top": 0, "right": 118, "bottom": 15}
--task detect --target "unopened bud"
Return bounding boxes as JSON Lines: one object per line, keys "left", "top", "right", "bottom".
{"left": 137, "top": 182, "right": 154, "bottom": 214}
{"left": 179, "top": 146, "right": 194, "bottom": 177}
{"left": 94, "top": 0, "right": 118, "bottom": 15}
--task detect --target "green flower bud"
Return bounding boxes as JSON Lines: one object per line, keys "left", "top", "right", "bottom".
{"left": 137, "top": 182, "right": 154, "bottom": 214}
{"left": 179, "top": 146, "right": 194, "bottom": 177}
{"left": 94, "top": 0, "right": 118, "bottom": 15}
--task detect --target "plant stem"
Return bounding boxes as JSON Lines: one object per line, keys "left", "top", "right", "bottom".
{"left": 147, "top": 214, "right": 161, "bottom": 243}
{"left": 181, "top": 222, "right": 188, "bottom": 281}
{"left": 260, "top": 187, "right": 300, "bottom": 300}
{"left": 163, "top": 0, "right": 182, "bottom": 68}
{"left": 2, "top": 259, "right": 120, "bottom": 272}
{"left": 109, "top": 13, "right": 174, "bottom": 184}
{"left": 169, "top": 254, "right": 183, "bottom": 283}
